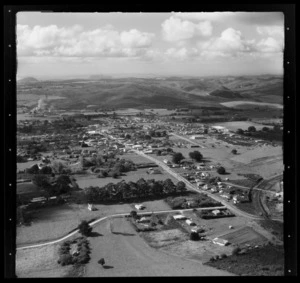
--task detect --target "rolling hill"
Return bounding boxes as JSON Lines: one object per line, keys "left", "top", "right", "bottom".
{"left": 17, "top": 75, "right": 283, "bottom": 110}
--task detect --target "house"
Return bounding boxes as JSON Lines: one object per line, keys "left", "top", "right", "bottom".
{"left": 88, "top": 203, "right": 96, "bottom": 211}
{"left": 212, "top": 209, "right": 221, "bottom": 216}
{"left": 185, "top": 219, "right": 196, "bottom": 226}
{"left": 212, "top": 237, "right": 229, "bottom": 246}
{"left": 135, "top": 204, "right": 145, "bottom": 210}
{"left": 173, "top": 215, "right": 187, "bottom": 220}
{"left": 137, "top": 217, "right": 150, "bottom": 223}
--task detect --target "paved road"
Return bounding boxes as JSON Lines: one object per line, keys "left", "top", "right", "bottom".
{"left": 170, "top": 133, "right": 205, "bottom": 148}
{"left": 16, "top": 206, "right": 226, "bottom": 250}
{"left": 133, "top": 150, "right": 264, "bottom": 221}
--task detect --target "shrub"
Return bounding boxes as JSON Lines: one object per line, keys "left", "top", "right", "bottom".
{"left": 58, "top": 254, "right": 73, "bottom": 266}
{"left": 232, "top": 247, "right": 241, "bottom": 255}
{"left": 78, "top": 220, "right": 92, "bottom": 236}
{"left": 220, "top": 253, "right": 227, "bottom": 259}
{"left": 217, "top": 167, "right": 226, "bottom": 175}
{"left": 190, "top": 232, "right": 200, "bottom": 241}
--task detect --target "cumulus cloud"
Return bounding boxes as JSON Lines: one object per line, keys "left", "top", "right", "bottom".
{"left": 175, "top": 12, "right": 284, "bottom": 26}
{"left": 17, "top": 24, "right": 155, "bottom": 58}
{"left": 161, "top": 16, "right": 212, "bottom": 42}
{"left": 256, "top": 25, "right": 284, "bottom": 53}
{"left": 256, "top": 25, "right": 284, "bottom": 38}
{"left": 198, "top": 28, "right": 256, "bottom": 56}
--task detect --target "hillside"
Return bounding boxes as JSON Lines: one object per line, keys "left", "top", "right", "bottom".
{"left": 17, "top": 75, "right": 283, "bottom": 110}
{"left": 18, "top": 77, "right": 39, "bottom": 84}
{"left": 209, "top": 87, "right": 243, "bottom": 99}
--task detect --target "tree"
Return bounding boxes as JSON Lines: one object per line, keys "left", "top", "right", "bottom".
{"left": 231, "top": 149, "right": 237, "bottom": 155}
{"left": 262, "top": 127, "right": 270, "bottom": 132}
{"left": 189, "top": 151, "right": 203, "bottom": 162}
{"left": 248, "top": 126, "right": 256, "bottom": 132}
{"left": 217, "top": 166, "right": 226, "bottom": 175}
{"left": 190, "top": 232, "right": 200, "bottom": 241}
{"left": 32, "top": 175, "right": 51, "bottom": 189}
{"left": 156, "top": 150, "right": 162, "bottom": 156}
{"left": 176, "top": 181, "right": 187, "bottom": 192}
{"left": 55, "top": 175, "right": 72, "bottom": 194}
{"left": 130, "top": 210, "right": 138, "bottom": 219}
{"left": 78, "top": 220, "right": 92, "bottom": 236}
{"left": 163, "top": 178, "right": 175, "bottom": 194}
{"left": 236, "top": 128, "right": 244, "bottom": 135}
{"left": 203, "top": 128, "right": 208, "bottom": 134}
{"left": 172, "top": 152, "right": 184, "bottom": 164}
{"left": 98, "top": 258, "right": 105, "bottom": 266}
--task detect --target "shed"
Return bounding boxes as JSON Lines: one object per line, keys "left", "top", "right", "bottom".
{"left": 212, "top": 237, "right": 229, "bottom": 246}
{"left": 173, "top": 215, "right": 187, "bottom": 220}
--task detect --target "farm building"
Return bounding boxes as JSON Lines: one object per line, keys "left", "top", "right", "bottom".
{"left": 173, "top": 215, "right": 187, "bottom": 220}
{"left": 135, "top": 204, "right": 145, "bottom": 210}
{"left": 212, "top": 237, "right": 230, "bottom": 246}
{"left": 190, "top": 135, "right": 204, "bottom": 140}
{"left": 212, "top": 209, "right": 221, "bottom": 216}
{"left": 185, "top": 219, "right": 196, "bottom": 226}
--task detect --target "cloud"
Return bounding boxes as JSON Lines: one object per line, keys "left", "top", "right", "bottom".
{"left": 174, "top": 12, "right": 284, "bottom": 26}
{"left": 17, "top": 24, "right": 155, "bottom": 58}
{"left": 256, "top": 37, "right": 283, "bottom": 53}
{"left": 199, "top": 28, "right": 256, "bottom": 56}
{"left": 161, "top": 16, "right": 212, "bottom": 42}
{"left": 256, "top": 25, "right": 284, "bottom": 38}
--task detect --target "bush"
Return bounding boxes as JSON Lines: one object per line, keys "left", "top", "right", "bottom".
{"left": 217, "top": 167, "right": 226, "bottom": 175}
{"left": 58, "top": 254, "right": 73, "bottom": 266}
{"left": 78, "top": 220, "right": 92, "bottom": 236}
{"left": 232, "top": 247, "right": 241, "bottom": 255}
{"left": 190, "top": 232, "right": 200, "bottom": 241}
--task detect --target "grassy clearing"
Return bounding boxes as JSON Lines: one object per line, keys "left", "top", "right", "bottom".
{"left": 75, "top": 168, "right": 178, "bottom": 189}
{"left": 218, "top": 226, "right": 268, "bottom": 248}
{"left": 17, "top": 203, "right": 131, "bottom": 245}
{"left": 205, "top": 244, "right": 284, "bottom": 276}
{"left": 16, "top": 244, "right": 71, "bottom": 278}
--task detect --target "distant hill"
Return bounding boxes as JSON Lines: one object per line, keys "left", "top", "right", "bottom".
{"left": 18, "top": 77, "right": 39, "bottom": 84}
{"left": 209, "top": 87, "right": 243, "bottom": 99}
{"left": 89, "top": 75, "right": 113, "bottom": 80}
{"left": 16, "top": 75, "right": 283, "bottom": 109}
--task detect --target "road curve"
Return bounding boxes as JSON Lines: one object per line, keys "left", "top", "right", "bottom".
{"left": 16, "top": 206, "right": 226, "bottom": 250}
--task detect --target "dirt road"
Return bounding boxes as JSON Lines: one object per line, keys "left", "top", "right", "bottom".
{"left": 84, "top": 217, "right": 234, "bottom": 277}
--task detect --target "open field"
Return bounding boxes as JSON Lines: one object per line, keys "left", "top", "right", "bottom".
{"left": 220, "top": 101, "right": 283, "bottom": 109}
{"left": 211, "top": 121, "right": 268, "bottom": 131}
{"left": 142, "top": 229, "right": 188, "bottom": 248}
{"left": 75, "top": 168, "right": 178, "bottom": 189}
{"left": 17, "top": 203, "right": 131, "bottom": 246}
{"left": 84, "top": 217, "right": 233, "bottom": 276}
{"left": 218, "top": 226, "right": 268, "bottom": 248}
{"left": 205, "top": 244, "right": 284, "bottom": 276}
{"left": 16, "top": 244, "right": 71, "bottom": 277}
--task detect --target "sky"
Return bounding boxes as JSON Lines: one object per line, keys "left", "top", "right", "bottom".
{"left": 17, "top": 12, "right": 284, "bottom": 79}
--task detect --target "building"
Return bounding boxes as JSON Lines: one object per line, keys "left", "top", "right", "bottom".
{"left": 173, "top": 215, "right": 187, "bottom": 220}
{"left": 212, "top": 237, "right": 229, "bottom": 246}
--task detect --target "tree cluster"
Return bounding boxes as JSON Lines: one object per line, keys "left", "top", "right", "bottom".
{"left": 85, "top": 178, "right": 187, "bottom": 203}
{"left": 189, "top": 151, "right": 203, "bottom": 162}
{"left": 172, "top": 152, "right": 185, "bottom": 164}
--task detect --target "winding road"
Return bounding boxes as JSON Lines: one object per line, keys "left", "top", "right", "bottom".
{"left": 16, "top": 206, "right": 226, "bottom": 250}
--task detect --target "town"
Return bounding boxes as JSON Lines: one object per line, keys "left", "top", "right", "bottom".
{"left": 16, "top": 103, "right": 284, "bottom": 277}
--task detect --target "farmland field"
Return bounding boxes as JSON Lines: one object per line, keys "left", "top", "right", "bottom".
{"left": 75, "top": 168, "right": 178, "bottom": 189}
{"left": 211, "top": 121, "right": 267, "bottom": 131}
{"left": 220, "top": 101, "right": 283, "bottom": 109}
{"left": 17, "top": 203, "right": 132, "bottom": 246}
{"left": 16, "top": 244, "right": 71, "bottom": 277}
{"left": 218, "top": 226, "right": 268, "bottom": 248}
